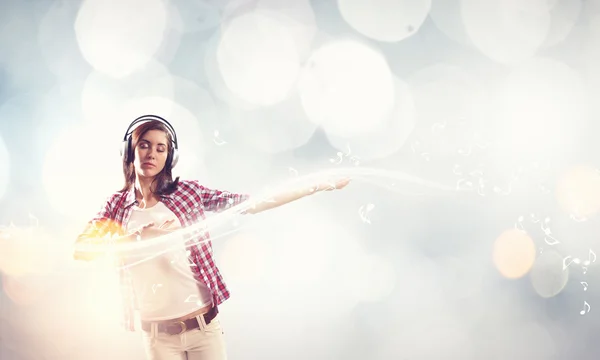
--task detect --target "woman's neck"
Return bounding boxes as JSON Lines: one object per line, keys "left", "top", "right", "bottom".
{"left": 134, "top": 176, "right": 157, "bottom": 203}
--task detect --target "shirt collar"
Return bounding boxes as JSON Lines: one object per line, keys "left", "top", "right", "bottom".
{"left": 123, "top": 186, "right": 174, "bottom": 208}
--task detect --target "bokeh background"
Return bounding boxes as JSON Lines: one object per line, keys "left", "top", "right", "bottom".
{"left": 2, "top": 0, "right": 600, "bottom": 359}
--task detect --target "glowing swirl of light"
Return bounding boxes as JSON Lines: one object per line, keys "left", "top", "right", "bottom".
{"left": 73, "top": 167, "right": 457, "bottom": 268}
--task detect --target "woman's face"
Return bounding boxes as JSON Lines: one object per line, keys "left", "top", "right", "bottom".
{"left": 133, "top": 129, "right": 169, "bottom": 179}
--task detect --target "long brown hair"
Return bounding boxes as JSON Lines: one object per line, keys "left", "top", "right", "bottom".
{"left": 119, "top": 120, "right": 180, "bottom": 195}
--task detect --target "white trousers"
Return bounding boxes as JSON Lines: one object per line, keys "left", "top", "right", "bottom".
{"left": 141, "top": 315, "right": 227, "bottom": 360}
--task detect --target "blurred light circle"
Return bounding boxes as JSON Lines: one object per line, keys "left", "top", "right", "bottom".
{"left": 74, "top": 0, "right": 168, "bottom": 78}
{"left": 496, "top": 58, "right": 586, "bottom": 157}
{"left": 81, "top": 60, "right": 174, "bottom": 126}
{"left": 0, "top": 2, "right": 55, "bottom": 89}
{"left": 529, "top": 249, "right": 569, "bottom": 298}
{"left": 256, "top": 0, "right": 318, "bottom": 59}
{"left": 407, "top": 63, "right": 489, "bottom": 128}
{"left": 42, "top": 123, "right": 122, "bottom": 222}
{"left": 37, "top": 0, "right": 89, "bottom": 80}
{"left": 556, "top": 165, "right": 600, "bottom": 218}
{"left": 205, "top": 31, "right": 261, "bottom": 110}
{"left": 461, "top": 0, "right": 552, "bottom": 63}
{"left": 0, "top": 134, "right": 9, "bottom": 202}
{"left": 338, "top": 0, "right": 431, "bottom": 42}
{"left": 325, "top": 77, "right": 416, "bottom": 161}
{"left": 217, "top": 11, "right": 301, "bottom": 106}
{"left": 298, "top": 40, "right": 395, "bottom": 138}
{"left": 492, "top": 229, "right": 536, "bottom": 279}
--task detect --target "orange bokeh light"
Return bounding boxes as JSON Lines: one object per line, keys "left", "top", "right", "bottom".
{"left": 493, "top": 229, "right": 536, "bottom": 279}
{"left": 556, "top": 164, "right": 600, "bottom": 218}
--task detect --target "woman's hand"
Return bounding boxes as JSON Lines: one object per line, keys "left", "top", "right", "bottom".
{"left": 134, "top": 219, "right": 178, "bottom": 241}
{"left": 318, "top": 177, "right": 351, "bottom": 191}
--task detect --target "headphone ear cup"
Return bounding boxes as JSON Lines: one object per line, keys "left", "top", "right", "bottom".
{"left": 120, "top": 137, "right": 133, "bottom": 163}
{"left": 120, "top": 140, "right": 128, "bottom": 162}
{"left": 170, "top": 149, "right": 179, "bottom": 168}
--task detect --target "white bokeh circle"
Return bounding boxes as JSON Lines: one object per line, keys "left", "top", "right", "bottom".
{"left": 217, "top": 11, "right": 301, "bottom": 106}
{"left": 81, "top": 60, "right": 175, "bottom": 127}
{"left": 74, "top": 0, "right": 168, "bottom": 78}
{"left": 42, "top": 123, "right": 122, "bottom": 222}
{"left": 461, "top": 0, "right": 552, "bottom": 63}
{"left": 326, "top": 77, "right": 416, "bottom": 161}
{"left": 338, "top": 0, "right": 432, "bottom": 42}
{"left": 298, "top": 40, "right": 395, "bottom": 138}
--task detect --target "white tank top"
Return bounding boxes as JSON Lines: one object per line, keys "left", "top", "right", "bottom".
{"left": 126, "top": 201, "right": 213, "bottom": 321}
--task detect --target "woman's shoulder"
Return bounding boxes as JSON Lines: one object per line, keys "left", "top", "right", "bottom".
{"left": 173, "top": 179, "right": 203, "bottom": 193}
{"left": 104, "top": 190, "right": 129, "bottom": 206}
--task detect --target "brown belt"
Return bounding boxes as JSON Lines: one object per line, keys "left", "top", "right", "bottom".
{"left": 141, "top": 305, "right": 219, "bottom": 335}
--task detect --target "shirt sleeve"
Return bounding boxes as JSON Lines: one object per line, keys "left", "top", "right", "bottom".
{"left": 197, "top": 184, "right": 250, "bottom": 213}
{"left": 76, "top": 195, "right": 124, "bottom": 243}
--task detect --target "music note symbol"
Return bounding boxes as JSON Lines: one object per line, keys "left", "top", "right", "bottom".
{"left": 358, "top": 203, "right": 375, "bottom": 224}
{"left": 580, "top": 301, "right": 591, "bottom": 315}
{"left": 515, "top": 215, "right": 525, "bottom": 231}
{"left": 431, "top": 120, "right": 447, "bottom": 133}
{"left": 329, "top": 151, "right": 344, "bottom": 164}
{"left": 452, "top": 164, "right": 463, "bottom": 175}
{"left": 213, "top": 130, "right": 227, "bottom": 146}
{"left": 457, "top": 145, "right": 472, "bottom": 156}
{"left": 583, "top": 249, "right": 596, "bottom": 266}
{"left": 581, "top": 282, "right": 589, "bottom": 291}
{"left": 288, "top": 167, "right": 299, "bottom": 177}
{"left": 563, "top": 256, "right": 581, "bottom": 270}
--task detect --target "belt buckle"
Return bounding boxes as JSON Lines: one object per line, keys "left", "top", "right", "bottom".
{"left": 171, "top": 320, "right": 187, "bottom": 335}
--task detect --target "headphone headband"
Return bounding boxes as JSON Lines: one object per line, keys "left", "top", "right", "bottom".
{"left": 123, "top": 114, "right": 178, "bottom": 149}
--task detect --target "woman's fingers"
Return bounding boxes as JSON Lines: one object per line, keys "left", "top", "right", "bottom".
{"left": 159, "top": 219, "right": 176, "bottom": 229}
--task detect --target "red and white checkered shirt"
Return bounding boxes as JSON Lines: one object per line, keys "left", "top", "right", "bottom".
{"left": 77, "top": 180, "right": 249, "bottom": 331}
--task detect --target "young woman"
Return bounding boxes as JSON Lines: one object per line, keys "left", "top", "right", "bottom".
{"left": 73, "top": 115, "right": 349, "bottom": 360}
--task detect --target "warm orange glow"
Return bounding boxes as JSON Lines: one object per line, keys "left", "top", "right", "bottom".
{"left": 493, "top": 229, "right": 536, "bottom": 279}
{"left": 556, "top": 165, "right": 600, "bottom": 219}
{"left": 0, "top": 227, "right": 55, "bottom": 276}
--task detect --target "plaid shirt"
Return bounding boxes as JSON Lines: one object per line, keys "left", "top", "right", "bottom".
{"left": 76, "top": 180, "right": 249, "bottom": 331}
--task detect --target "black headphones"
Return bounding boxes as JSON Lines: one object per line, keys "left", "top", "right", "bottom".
{"left": 120, "top": 115, "right": 179, "bottom": 168}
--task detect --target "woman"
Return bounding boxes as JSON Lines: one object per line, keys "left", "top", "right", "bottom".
{"left": 73, "top": 115, "right": 349, "bottom": 360}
